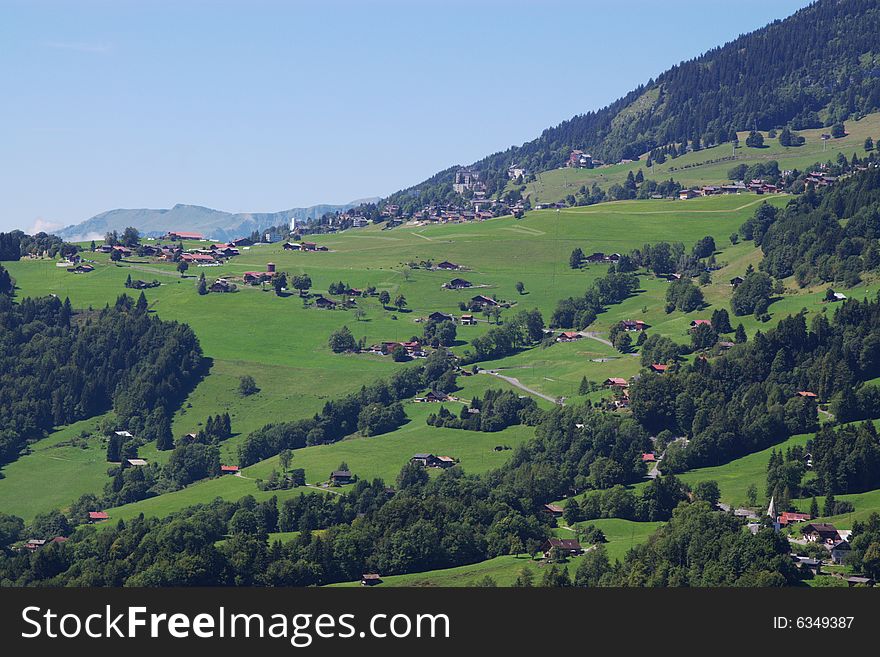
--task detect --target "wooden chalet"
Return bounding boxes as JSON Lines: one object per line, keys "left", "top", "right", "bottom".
{"left": 469, "top": 294, "right": 498, "bottom": 308}
{"left": 361, "top": 574, "right": 382, "bottom": 586}
{"left": 540, "top": 538, "right": 583, "bottom": 559}
{"left": 330, "top": 470, "right": 353, "bottom": 485}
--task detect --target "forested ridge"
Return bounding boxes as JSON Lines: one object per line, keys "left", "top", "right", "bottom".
{"left": 0, "top": 293, "right": 203, "bottom": 466}
{"left": 387, "top": 0, "right": 880, "bottom": 210}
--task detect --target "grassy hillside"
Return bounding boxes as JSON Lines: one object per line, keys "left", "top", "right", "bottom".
{"left": 4, "top": 191, "right": 880, "bottom": 528}
{"left": 327, "top": 518, "right": 661, "bottom": 587}
{"left": 523, "top": 112, "right": 880, "bottom": 204}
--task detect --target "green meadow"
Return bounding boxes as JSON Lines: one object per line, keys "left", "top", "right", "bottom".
{"left": 328, "top": 518, "right": 661, "bottom": 587}
{"left": 521, "top": 112, "right": 880, "bottom": 204}
{"left": 3, "top": 190, "right": 880, "bottom": 536}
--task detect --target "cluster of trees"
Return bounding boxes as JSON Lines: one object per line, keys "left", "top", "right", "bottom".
{"left": 744, "top": 169, "right": 880, "bottom": 287}
{"left": 426, "top": 389, "right": 539, "bottom": 432}
{"left": 0, "top": 230, "right": 78, "bottom": 260}
{"left": 639, "top": 333, "right": 687, "bottom": 366}
{"left": 551, "top": 272, "right": 639, "bottom": 329}
{"left": 811, "top": 421, "right": 880, "bottom": 495}
{"left": 609, "top": 502, "right": 797, "bottom": 586}
{"left": 630, "top": 298, "right": 880, "bottom": 471}
{"left": 328, "top": 326, "right": 358, "bottom": 353}
{"left": 463, "top": 309, "right": 544, "bottom": 362}
{"left": 728, "top": 160, "right": 781, "bottom": 184}
{"left": 0, "top": 294, "right": 202, "bottom": 467}
{"left": 849, "top": 513, "right": 880, "bottom": 580}
{"left": 0, "top": 264, "right": 13, "bottom": 296}
{"left": 730, "top": 270, "right": 774, "bottom": 316}
{"left": 422, "top": 318, "right": 457, "bottom": 348}
{"left": 564, "top": 475, "right": 690, "bottom": 523}
{"left": 195, "top": 413, "right": 232, "bottom": 444}
{"left": 665, "top": 278, "right": 704, "bottom": 312}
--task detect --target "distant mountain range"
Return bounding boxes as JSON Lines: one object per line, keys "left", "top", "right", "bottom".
{"left": 57, "top": 199, "right": 379, "bottom": 242}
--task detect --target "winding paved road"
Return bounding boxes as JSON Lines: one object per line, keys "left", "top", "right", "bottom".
{"left": 478, "top": 370, "right": 562, "bottom": 405}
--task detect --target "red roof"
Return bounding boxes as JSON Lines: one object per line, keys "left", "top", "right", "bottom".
{"left": 183, "top": 253, "right": 215, "bottom": 262}
{"left": 779, "top": 512, "right": 811, "bottom": 525}
{"left": 642, "top": 452, "right": 656, "bottom": 462}
{"left": 221, "top": 465, "right": 239, "bottom": 473}
{"left": 690, "top": 319, "right": 712, "bottom": 326}
{"left": 797, "top": 391, "right": 818, "bottom": 398}
{"left": 88, "top": 511, "right": 109, "bottom": 520}
{"left": 649, "top": 363, "right": 668, "bottom": 372}
{"left": 51, "top": 536, "right": 68, "bottom": 543}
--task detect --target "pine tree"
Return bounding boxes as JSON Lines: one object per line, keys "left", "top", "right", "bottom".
{"left": 135, "top": 291, "right": 148, "bottom": 313}
{"left": 810, "top": 496, "right": 819, "bottom": 518}
{"left": 823, "top": 493, "right": 836, "bottom": 517}
{"left": 578, "top": 376, "right": 590, "bottom": 395}
{"left": 734, "top": 324, "right": 747, "bottom": 343}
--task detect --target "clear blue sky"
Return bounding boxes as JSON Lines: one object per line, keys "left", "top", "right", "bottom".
{"left": 0, "top": 0, "right": 811, "bottom": 232}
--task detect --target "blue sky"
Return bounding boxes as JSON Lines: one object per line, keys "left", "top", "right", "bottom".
{"left": 0, "top": 0, "right": 811, "bottom": 232}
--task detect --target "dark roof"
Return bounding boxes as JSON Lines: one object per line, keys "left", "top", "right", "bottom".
{"left": 331, "top": 470, "right": 352, "bottom": 478}
{"left": 545, "top": 538, "right": 582, "bottom": 551}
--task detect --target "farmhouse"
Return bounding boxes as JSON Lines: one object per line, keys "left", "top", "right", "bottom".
{"left": 648, "top": 363, "right": 669, "bottom": 373}
{"left": 584, "top": 252, "right": 606, "bottom": 264}
{"left": 209, "top": 278, "right": 235, "bottom": 293}
{"left": 469, "top": 294, "right": 498, "bottom": 308}
{"left": 778, "top": 511, "right": 811, "bottom": 526}
{"left": 847, "top": 576, "right": 874, "bottom": 587}
{"left": 220, "top": 465, "right": 240, "bottom": 475}
{"left": 444, "top": 278, "right": 472, "bottom": 289}
{"left": 88, "top": 511, "right": 109, "bottom": 523}
{"left": 410, "top": 453, "right": 436, "bottom": 467}
{"left": 283, "top": 241, "right": 300, "bottom": 250}
{"left": 621, "top": 320, "right": 647, "bottom": 331}
{"left": 181, "top": 253, "right": 216, "bottom": 264}
{"left": 330, "top": 470, "right": 353, "bottom": 485}
{"left": 68, "top": 264, "right": 95, "bottom": 274}
{"left": 126, "top": 458, "right": 148, "bottom": 467}
{"left": 642, "top": 452, "right": 656, "bottom": 462}
{"left": 25, "top": 539, "right": 47, "bottom": 551}
{"left": 422, "top": 390, "right": 450, "bottom": 403}
{"left": 604, "top": 377, "right": 629, "bottom": 389}
{"left": 541, "top": 538, "right": 583, "bottom": 559}
{"left": 435, "top": 456, "right": 456, "bottom": 468}
{"left": 460, "top": 314, "right": 476, "bottom": 325}
{"left": 114, "top": 430, "right": 133, "bottom": 438}
{"left": 543, "top": 504, "right": 564, "bottom": 517}
{"left": 314, "top": 296, "right": 337, "bottom": 309}
{"left": 361, "top": 574, "right": 382, "bottom": 586}
{"left": 678, "top": 189, "right": 700, "bottom": 200}
{"left": 166, "top": 231, "right": 205, "bottom": 241}
{"left": 436, "top": 261, "right": 461, "bottom": 270}
{"left": 557, "top": 331, "right": 582, "bottom": 342}
{"left": 689, "top": 319, "right": 712, "bottom": 329}
{"left": 428, "top": 311, "right": 454, "bottom": 323}
{"left": 730, "top": 276, "right": 744, "bottom": 287}
{"left": 831, "top": 540, "right": 852, "bottom": 564}
{"left": 797, "top": 391, "right": 818, "bottom": 398}
{"left": 802, "top": 523, "right": 841, "bottom": 544}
